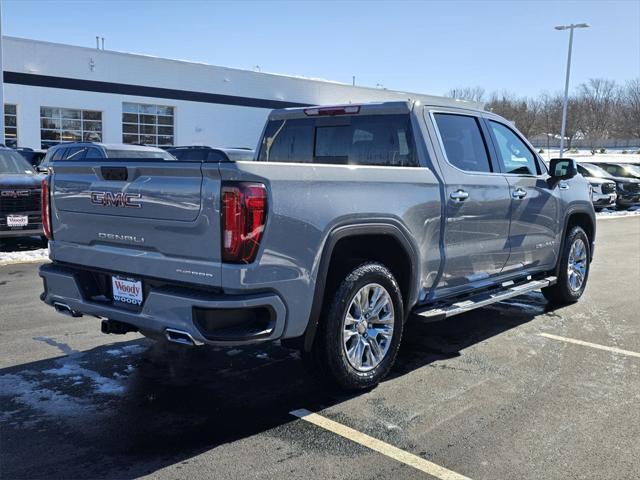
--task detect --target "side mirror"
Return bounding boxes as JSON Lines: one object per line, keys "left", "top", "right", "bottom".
{"left": 549, "top": 158, "right": 578, "bottom": 179}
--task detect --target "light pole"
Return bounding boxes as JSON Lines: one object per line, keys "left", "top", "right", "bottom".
{"left": 555, "top": 22, "right": 590, "bottom": 158}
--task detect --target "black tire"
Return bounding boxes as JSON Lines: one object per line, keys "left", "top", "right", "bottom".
{"left": 309, "top": 262, "right": 404, "bottom": 391}
{"left": 542, "top": 226, "right": 590, "bottom": 305}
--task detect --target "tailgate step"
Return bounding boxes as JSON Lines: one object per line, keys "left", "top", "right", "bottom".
{"left": 413, "top": 276, "right": 557, "bottom": 322}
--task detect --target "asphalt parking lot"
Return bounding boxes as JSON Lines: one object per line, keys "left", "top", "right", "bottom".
{"left": 1, "top": 217, "right": 639, "bottom": 480}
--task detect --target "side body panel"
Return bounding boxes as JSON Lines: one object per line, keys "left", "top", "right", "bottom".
{"left": 501, "top": 175, "right": 561, "bottom": 272}
{"left": 422, "top": 107, "right": 512, "bottom": 298}
{"left": 218, "top": 156, "right": 442, "bottom": 338}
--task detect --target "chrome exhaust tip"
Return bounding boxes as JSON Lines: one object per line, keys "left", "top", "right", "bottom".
{"left": 53, "top": 302, "right": 82, "bottom": 318}
{"left": 165, "top": 328, "right": 198, "bottom": 346}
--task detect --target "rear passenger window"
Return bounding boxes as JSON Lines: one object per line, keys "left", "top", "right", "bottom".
{"left": 207, "top": 151, "right": 225, "bottom": 162}
{"left": 258, "top": 114, "right": 417, "bottom": 167}
{"left": 260, "top": 119, "right": 314, "bottom": 163}
{"left": 489, "top": 121, "right": 538, "bottom": 175}
{"left": 64, "top": 147, "right": 86, "bottom": 160}
{"left": 434, "top": 114, "right": 492, "bottom": 173}
{"left": 85, "top": 148, "right": 104, "bottom": 159}
{"left": 51, "top": 148, "right": 65, "bottom": 161}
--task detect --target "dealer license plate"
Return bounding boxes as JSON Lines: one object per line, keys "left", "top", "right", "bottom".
{"left": 7, "top": 215, "right": 28, "bottom": 228}
{"left": 111, "top": 276, "right": 143, "bottom": 306}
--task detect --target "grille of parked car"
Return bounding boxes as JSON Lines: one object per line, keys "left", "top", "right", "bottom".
{"left": 601, "top": 183, "right": 616, "bottom": 194}
{"left": 0, "top": 188, "right": 41, "bottom": 215}
{"left": 624, "top": 183, "right": 640, "bottom": 193}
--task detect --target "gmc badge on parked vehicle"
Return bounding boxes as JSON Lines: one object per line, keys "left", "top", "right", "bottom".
{"left": 1, "top": 190, "right": 30, "bottom": 198}
{"left": 90, "top": 192, "right": 142, "bottom": 208}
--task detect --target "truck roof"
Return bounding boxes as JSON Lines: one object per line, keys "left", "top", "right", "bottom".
{"left": 269, "top": 99, "right": 484, "bottom": 120}
{"left": 48, "top": 142, "right": 168, "bottom": 153}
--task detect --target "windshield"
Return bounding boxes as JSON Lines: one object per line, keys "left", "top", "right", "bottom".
{"left": 580, "top": 163, "right": 611, "bottom": 178}
{"left": 0, "top": 150, "right": 37, "bottom": 175}
{"left": 621, "top": 164, "right": 640, "bottom": 178}
{"left": 106, "top": 149, "right": 176, "bottom": 160}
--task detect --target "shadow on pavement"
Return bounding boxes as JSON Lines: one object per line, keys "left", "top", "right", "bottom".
{"left": 0, "top": 235, "right": 47, "bottom": 252}
{"left": 0, "top": 292, "right": 555, "bottom": 479}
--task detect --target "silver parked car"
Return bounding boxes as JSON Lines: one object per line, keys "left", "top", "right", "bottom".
{"left": 38, "top": 142, "right": 175, "bottom": 172}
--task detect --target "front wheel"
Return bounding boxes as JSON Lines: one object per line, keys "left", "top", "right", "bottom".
{"left": 310, "top": 262, "right": 404, "bottom": 391}
{"left": 542, "top": 226, "right": 590, "bottom": 305}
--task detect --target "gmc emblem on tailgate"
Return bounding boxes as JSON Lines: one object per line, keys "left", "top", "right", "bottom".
{"left": 90, "top": 192, "right": 142, "bottom": 208}
{"left": 1, "top": 190, "right": 30, "bottom": 198}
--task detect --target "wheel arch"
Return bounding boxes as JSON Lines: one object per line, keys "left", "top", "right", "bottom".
{"left": 291, "top": 221, "right": 420, "bottom": 352}
{"left": 556, "top": 209, "right": 596, "bottom": 276}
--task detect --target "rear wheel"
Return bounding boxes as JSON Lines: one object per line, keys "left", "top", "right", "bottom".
{"left": 542, "top": 226, "right": 590, "bottom": 305}
{"left": 310, "top": 262, "right": 404, "bottom": 391}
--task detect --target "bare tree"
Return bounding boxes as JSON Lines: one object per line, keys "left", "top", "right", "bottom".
{"left": 441, "top": 79, "right": 639, "bottom": 146}
{"left": 577, "top": 78, "right": 618, "bottom": 149}
{"left": 618, "top": 79, "right": 640, "bottom": 138}
{"left": 485, "top": 92, "right": 541, "bottom": 138}
{"left": 445, "top": 86, "right": 485, "bottom": 103}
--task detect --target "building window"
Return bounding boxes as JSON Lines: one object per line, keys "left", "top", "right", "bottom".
{"left": 40, "top": 107, "right": 102, "bottom": 149}
{"left": 4, "top": 104, "right": 18, "bottom": 148}
{"left": 122, "top": 102, "right": 174, "bottom": 146}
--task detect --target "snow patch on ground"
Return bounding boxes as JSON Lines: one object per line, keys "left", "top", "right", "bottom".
{"left": 0, "top": 248, "right": 49, "bottom": 265}
{"left": 43, "top": 355, "right": 126, "bottom": 395}
{"left": 105, "top": 344, "right": 147, "bottom": 357}
{"left": 0, "top": 373, "right": 93, "bottom": 418}
{"left": 597, "top": 206, "right": 640, "bottom": 218}
{"left": 540, "top": 149, "right": 640, "bottom": 164}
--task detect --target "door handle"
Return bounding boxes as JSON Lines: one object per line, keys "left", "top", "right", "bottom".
{"left": 449, "top": 189, "right": 469, "bottom": 202}
{"left": 512, "top": 188, "right": 527, "bottom": 199}
{"left": 559, "top": 182, "right": 570, "bottom": 190}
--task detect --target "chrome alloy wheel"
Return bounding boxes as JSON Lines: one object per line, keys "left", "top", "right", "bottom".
{"left": 567, "top": 238, "right": 588, "bottom": 292}
{"left": 342, "top": 283, "right": 394, "bottom": 372}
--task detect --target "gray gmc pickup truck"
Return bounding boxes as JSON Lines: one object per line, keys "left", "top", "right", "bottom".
{"left": 39, "top": 100, "right": 595, "bottom": 390}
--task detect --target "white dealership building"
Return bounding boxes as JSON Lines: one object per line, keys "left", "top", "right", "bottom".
{"left": 1, "top": 36, "right": 468, "bottom": 151}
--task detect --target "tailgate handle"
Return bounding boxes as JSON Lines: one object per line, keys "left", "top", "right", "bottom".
{"left": 101, "top": 166, "right": 128, "bottom": 181}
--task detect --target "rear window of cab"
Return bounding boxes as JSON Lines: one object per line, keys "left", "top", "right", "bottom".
{"left": 258, "top": 114, "right": 418, "bottom": 167}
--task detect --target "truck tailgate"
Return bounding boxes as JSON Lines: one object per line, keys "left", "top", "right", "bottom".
{"left": 49, "top": 161, "right": 222, "bottom": 287}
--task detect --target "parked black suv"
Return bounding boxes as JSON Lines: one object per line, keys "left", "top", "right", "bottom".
{"left": 0, "top": 147, "right": 43, "bottom": 239}
{"left": 591, "top": 162, "right": 640, "bottom": 180}
{"left": 15, "top": 148, "right": 46, "bottom": 168}
{"left": 165, "top": 145, "right": 254, "bottom": 162}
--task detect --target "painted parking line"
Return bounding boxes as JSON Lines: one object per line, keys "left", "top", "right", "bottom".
{"left": 538, "top": 333, "right": 640, "bottom": 358}
{"left": 290, "top": 408, "right": 471, "bottom": 480}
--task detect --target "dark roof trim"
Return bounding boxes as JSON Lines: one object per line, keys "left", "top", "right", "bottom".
{"left": 3, "top": 71, "right": 311, "bottom": 110}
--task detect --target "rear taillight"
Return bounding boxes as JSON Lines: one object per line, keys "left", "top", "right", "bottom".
{"left": 221, "top": 182, "right": 267, "bottom": 263}
{"left": 41, "top": 176, "right": 53, "bottom": 240}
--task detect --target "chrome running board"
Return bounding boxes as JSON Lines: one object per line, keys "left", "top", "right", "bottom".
{"left": 413, "top": 276, "right": 556, "bottom": 322}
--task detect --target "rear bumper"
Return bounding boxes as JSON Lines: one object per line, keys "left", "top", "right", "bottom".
{"left": 39, "top": 263, "right": 287, "bottom": 346}
{"left": 0, "top": 227, "right": 43, "bottom": 238}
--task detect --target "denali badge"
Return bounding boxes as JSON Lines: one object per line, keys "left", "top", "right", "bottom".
{"left": 90, "top": 191, "right": 142, "bottom": 208}
{"left": 98, "top": 232, "right": 145, "bottom": 243}
{"left": 1, "top": 190, "right": 30, "bottom": 198}
{"left": 176, "top": 268, "right": 214, "bottom": 278}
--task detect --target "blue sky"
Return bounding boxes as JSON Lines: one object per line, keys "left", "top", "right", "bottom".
{"left": 3, "top": 0, "right": 639, "bottom": 97}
